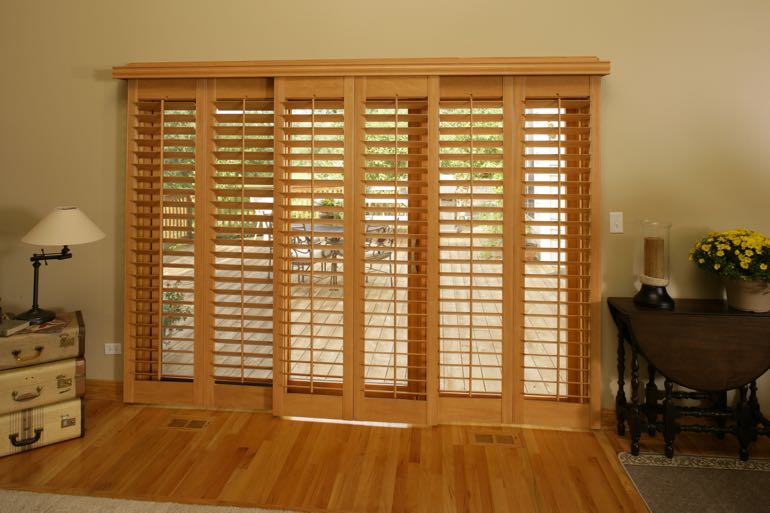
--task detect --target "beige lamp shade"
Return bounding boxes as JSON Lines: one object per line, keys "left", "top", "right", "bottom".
{"left": 22, "top": 206, "right": 105, "bottom": 246}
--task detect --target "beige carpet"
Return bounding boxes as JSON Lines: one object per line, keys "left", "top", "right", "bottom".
{"left": 619, "top": 453, "right": 770, "bottom": 513}
{"left": 0, "top": 489, "right": 301, "bottom": 513}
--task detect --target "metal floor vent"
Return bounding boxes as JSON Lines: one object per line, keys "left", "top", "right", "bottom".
{"left": 474, "top": 433, "right": 517, "bottom": 446}
{"left": 168, "top": 418, "right": 208, "bottom": 429}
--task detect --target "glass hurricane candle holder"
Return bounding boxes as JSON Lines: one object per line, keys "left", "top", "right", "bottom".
{"left": 633, "top": 219, "right": 675, "bottom": 309}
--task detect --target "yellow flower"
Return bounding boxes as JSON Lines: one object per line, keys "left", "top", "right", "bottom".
{"left": 735, "top": 250, "right": 741, "bottom": 256}
{"left": 701, "top": 244, "right": 711, "bottom": 252}
{"left": 714, "top": 263, "right": 721, "bottom": 270}
{"left": 761, "top": 264, "right": 768, "bottom": 271}
{"left": 746, "top": 250, "right": 754, "bottom": 257}
{"left": 740, "top": 261, "right": 750, "bottom": 269}
{"left": 716, "top": 250, "right": 724, "bottom": 257}
{"left": 698, "top": 258, "right": 705, "bottom": 264}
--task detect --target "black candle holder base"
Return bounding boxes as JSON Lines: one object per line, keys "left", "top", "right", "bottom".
{"left": 633, "top": 284, "right": 675, "bottom": 309}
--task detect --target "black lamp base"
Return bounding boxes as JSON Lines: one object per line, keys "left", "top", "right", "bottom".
{"left": 16, "top": 307, "right": 56, "bottom": 325}
{"left": 633, "top": 284, "right": 675, "bottom": 309}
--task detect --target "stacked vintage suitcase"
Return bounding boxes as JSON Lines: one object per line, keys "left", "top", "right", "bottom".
{"left": 0, "top": 312, "right": 85, "bottom": 457}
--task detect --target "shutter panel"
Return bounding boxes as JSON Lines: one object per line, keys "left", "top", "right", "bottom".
{"left": 127, "top": 98, "right": 196, "bottom": 383}
{"left": 361, "top": 97, "right": 429, "bottom": 400}
{"left": 521, "top": 95, "right": 592, "bottom": 402}
{"left": 211, "top": 97, "right": 275, "bottom": 385}
{"left": 277, "top": 95, "right": 346, "bottom": 395}
{"left": 438, "top": 97, "right": 505, "bottom": 397}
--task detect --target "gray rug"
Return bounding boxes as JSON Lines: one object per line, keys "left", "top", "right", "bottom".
{"left": 619, "top": 453, "right": 770, "bottom": 513}
{"left": 0, "top": 489, "right": 300, "bottom": 513}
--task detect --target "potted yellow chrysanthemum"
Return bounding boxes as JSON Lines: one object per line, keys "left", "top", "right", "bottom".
{"left": 689, "top": 228, "right": 770, "bottom": 312}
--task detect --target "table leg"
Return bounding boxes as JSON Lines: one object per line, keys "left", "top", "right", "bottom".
{"left": 630, "top": 345, "right": 641, "bottom": 456}
{"left": 736, "top": 385, "right": 754, "bottom": 461}
{"left": 615, "top": 333, "right": 627, "bottom": 436}
{"left": 750, "top": 381, "right": 770, "bottom": 435}
{"left": 645, "top": 363, "right": 658, "bottom": 436}
{"left": 715, "top": 391, "right": 727, "bottom": 439}
{"left": 662, "top": 378, "right": 678, "bottom": 458}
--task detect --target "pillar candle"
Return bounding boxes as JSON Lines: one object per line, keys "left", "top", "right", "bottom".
{"left": 644, "top": 236, "right": 665, "bottom": 279}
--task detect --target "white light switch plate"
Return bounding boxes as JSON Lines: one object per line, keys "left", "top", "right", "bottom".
{"left": 609, "top": 212, "right": 624, "bottom": 233}
{"left": 104, "top": 343, "right": 122, "bottom": 355}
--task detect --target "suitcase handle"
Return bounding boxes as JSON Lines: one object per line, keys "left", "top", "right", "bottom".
{"left": 9, "top": 428, "right": 44, "bottom": 447}
{"left": 12, "top": 386, "right": 43, "bottom": 402}
{"left": 11, "top": 346, "right": 44, "bottom": 362}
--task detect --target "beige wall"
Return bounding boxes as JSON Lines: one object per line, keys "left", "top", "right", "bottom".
{"left": 1, "top": 0, "right": 769, "bottom": 410}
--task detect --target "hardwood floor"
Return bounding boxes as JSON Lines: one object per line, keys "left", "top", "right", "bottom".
{"left": 2, "top": 398, "right": 765, "bottom": 513}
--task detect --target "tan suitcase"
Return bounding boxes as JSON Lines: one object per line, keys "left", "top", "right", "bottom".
{"left": 0, "top": 358, "right": 85, "bottom": 415}
{"left": 0, "top": 398, "right": 84, "bottom": 457}
{"left": 0, "top": 312, "right": 84, "bottom": 371}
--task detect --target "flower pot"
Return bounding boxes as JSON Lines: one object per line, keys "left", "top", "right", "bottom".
{"left": 724, "top": 278, "right": 770, "bottom": 313}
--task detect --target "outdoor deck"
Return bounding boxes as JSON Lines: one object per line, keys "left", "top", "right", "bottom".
{"left": 158, "top": 246, "right": 567, "bottom": 398}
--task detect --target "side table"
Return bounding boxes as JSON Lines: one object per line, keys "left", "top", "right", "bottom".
{"left": 608, "top": 297, "right": 770, "bottom": 460}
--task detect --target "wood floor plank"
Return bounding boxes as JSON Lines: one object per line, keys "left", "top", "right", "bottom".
{"left": 12, "top": 398, "right": 765, "bottom": 512}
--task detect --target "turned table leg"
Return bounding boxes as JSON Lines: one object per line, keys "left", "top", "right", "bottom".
{"left": 715, "top": 391, "right": 727, "bottom": 439}
{"left": 616, "top": 333, "right": 627, "bottom": 436}
{"left": 735, "top": 382, "right": 760, "bottom": 461}
{"left": 630, "top": 345, "right": 642, "bottom": 456}
{"left": 645, "top": 363, "right": 658, "bottom": 436}
{"left": 662, "top": 378, "right": 678, "bottom": 458}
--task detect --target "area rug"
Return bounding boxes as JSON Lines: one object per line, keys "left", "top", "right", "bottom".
{"left": 0, "top": 489, "right": 301, "bottom": 513}
{"left": 619, "top": 452, "right": 770, "bottom": 513}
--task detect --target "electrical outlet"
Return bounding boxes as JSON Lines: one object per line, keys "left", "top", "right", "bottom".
{"left": 104, "top": 343, "right": 122, "bottom": 355}
{"left": 609, "top": 211, "right": 624, "bottom": 233}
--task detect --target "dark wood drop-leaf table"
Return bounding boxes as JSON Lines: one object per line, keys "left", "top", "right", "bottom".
{"left": 608, "top": 297, "right": 770, "bottom": 460}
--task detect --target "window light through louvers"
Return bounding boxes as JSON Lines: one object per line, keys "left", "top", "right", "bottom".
{"left": 521, "top": 97, "right": 591, "bottom": 402}
{"left": 129, "top": 100, "right": 197, "bottom": 381}
{"left": 361, "top": 97, "right": 429, "bottom": 399}
{"left": 211, "top": 98, "right": 275, "bottom": 384}
{"left": 279, "top": 98, "right": 346, "bottom": 394}
{"left": 438, "top": 97, "right": 505, "bottom": 397}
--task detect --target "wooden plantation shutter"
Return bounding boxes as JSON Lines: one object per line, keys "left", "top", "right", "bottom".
{"left": 274, "top": 78, "right": 353, "bottom": 418}
{"left": 209, "top": 79, "right": 275, "bottom": 386}
{"left": 355, "top": 77, "right": 429, "bottom": 423}
{"left": 118, "top": 60, "right": 607, "bottom": 429}
{"left": 519, "top": 76, "right": 599, "bottom": 425}
{"left": 124, "top": 79, "right": 200, "bottom": 403}
{"left": 438, "top": 80, "right": 505, "bottom": 399}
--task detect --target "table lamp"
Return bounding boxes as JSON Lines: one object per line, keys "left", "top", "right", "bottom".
{"left": 16, "top": 206, "right": 105, "bottom": 325}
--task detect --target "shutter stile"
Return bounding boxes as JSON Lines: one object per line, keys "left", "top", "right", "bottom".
{"left": 438, "top": 97, "right": 505, "bottom": 397}
{"left": 521, "top": 97, "right": 591, "bottom": 402}
{"left": 211, "top": 98, "right": 275, "bottom": 385}
{"left": 361, "top": 97, "right": 429, "bottom": 400}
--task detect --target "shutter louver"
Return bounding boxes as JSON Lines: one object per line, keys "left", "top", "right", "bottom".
{"left": 278, "top": 97, "right": 346, "bottom": 395}
{"left": 521, "top": 97, "right": 592, "bottom": 402}
{"left": 361, "top": 97, "right": 429, "bottom": 399}
{"left": 128, "top": 99, "right": 196, "bottom": 382}
{"left": 211, "top": 99, "right": 275, "bottom": 384}
{"left": 438, "top": 98, "right": 505, "bottom": 397}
